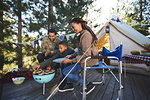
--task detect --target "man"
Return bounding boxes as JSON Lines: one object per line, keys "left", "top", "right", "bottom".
{"left": 37, "top": 29, "right": 61, "bottom": 64}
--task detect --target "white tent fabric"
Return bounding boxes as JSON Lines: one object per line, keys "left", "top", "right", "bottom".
{"left": 110, "top": 20, "right": 150, "bottom": 47}
{"left": 96, "top": 20, "right": 150, "bottom": 55}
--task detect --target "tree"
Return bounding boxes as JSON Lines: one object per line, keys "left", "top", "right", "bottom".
{"left": 117, "top": 0, "right": 150, "bottom": 36}
{"left": 1, "top": 0, "right": 31, "bottom": 70}
{"left": 53, "top": 0, "right": 94, "bottom": 34}
{"left": 128, "top": 0, "right": 150, "bottom": 36}
{"left": 0, "top": 0, "right": 18, "bottom": 70}
{"left": 17, "top": 0, "right": 22, "bottom": 68}
{"left": 112, "top": 0, "right": 150, "bottom": 36}
{"left": 0, "top": 0, "right": 4, "bottom": 70}
{"left": 27, "top": 0, "right": 94, "bottom": 36}
{"left": 48, "top": 0, "right": 54, "bottom": 29}
{"left": 1, "top": 0, "right": 95, "bottom": 72}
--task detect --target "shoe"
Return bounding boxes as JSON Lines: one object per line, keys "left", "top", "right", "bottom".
{"left": 80, "top": 82, "right": 95, "bottom": 95}
{"left": 59, "top": 83, "right": 74, "bottom": 92}
{"left": 59, "top": 80, "right": 67, "bottom": 90}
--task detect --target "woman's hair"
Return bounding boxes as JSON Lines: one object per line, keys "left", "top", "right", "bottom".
{"left": 70, "top": 17, "right": 98, "bottom": 43}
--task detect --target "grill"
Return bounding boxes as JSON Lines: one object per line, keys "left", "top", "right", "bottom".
{"left": 33, "top": 72, "right": 55, "bottom": 95}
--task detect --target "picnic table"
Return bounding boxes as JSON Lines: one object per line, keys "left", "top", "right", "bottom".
{"left": 122, "top": 54, "right": 150, "bottom": 65}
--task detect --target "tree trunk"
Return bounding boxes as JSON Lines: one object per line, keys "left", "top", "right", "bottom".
{"left": 0, "top": 0, "right": 4, "bottom": 70}
{"left": 17, "top": 0, "right": 22, "bottom": 68}
{"left": 48, "top": 0, "right": 53, "bottom": 29}
{"left": 139, "top": 0, "right": 143, "bottom": 22}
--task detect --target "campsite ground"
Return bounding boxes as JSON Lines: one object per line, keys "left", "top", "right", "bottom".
{"left": 122, "top": 64, "right": 150, "bottom": 76}
{"left": 0, "top": 79, "right": 3, "bottom": 99}
{"left": 1, "top": 69, "right": 150, "bottom": 100}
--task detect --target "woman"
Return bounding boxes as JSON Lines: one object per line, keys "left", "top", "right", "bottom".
{"left": 59, "top": 17, "right": 99, "bottom": 94}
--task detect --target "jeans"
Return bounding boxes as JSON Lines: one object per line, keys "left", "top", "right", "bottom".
{"left": 60, "top": 63, "right": 72, "bottom": 83}
{"left": 62, "top": 63, "right": 88, "bottom": 85}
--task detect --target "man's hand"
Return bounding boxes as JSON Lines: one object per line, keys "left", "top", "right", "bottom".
{"left": 61, "top": 59, "right": 73, "bottom": 64}
{"left": 45, "top": 50, "right": 51, "bottom": 56}
{"left": 32, "top": 65, "right": 41, "bottom": 70}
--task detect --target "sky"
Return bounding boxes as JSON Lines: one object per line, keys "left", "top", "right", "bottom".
{"left": 93, "top": 0, "right": 118, "bottom": 24}
{"left": 86, "top": 0, "right": 119, "bottom": 32}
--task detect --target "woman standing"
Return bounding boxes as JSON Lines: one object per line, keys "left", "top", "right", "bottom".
{"left": 60, "top": 17, "right": 99, "bottom": 94}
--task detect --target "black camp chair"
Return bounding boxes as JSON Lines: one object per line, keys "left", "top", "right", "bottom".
{"left": 82, "top": 43, "right": 123, "bottom": 100}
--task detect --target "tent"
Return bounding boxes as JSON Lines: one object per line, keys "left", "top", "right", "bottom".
{"left": 96, "top": 20, "right": 150, "bottom": 56}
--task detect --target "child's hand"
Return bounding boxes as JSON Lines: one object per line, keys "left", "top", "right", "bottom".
{"left": 32, "top": 65, "right": 41, "bottom": 70}
{"left": 65, "top": 55, "right": 71, "bottom": 58}
{"left": 61, "top": 59, "right": 73, "bottom": 63}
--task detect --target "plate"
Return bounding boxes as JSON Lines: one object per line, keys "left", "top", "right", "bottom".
{"left": 53, "top": 58, "right": 67, "bottom": 63}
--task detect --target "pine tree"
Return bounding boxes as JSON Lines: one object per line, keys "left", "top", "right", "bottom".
{"left": 130, "top": 0, "right": 150, "bottom": 36}
{"left": 27, "top": 0, "right": 94, "bottom": 35}
{"left": 112, "top": 0, "right": 150, "bottom": 36}
{"left": 1, "top": 0, "right": 31, "bottom": 70}
{"left": 0, "top": 0, "right": 4, "bottom": 70}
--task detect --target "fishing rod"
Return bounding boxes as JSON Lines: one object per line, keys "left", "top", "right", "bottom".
{"left": 46, "top": 41, "right": 97, "bottom": 100}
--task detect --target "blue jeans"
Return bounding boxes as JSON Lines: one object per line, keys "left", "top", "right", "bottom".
{"left": 60, "top": 63, "right": 71, "bottom": 82}
{"left": 62, "top": 63, "right": 88, "bottom": 85}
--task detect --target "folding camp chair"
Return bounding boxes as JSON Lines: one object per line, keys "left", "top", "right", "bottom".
{"left": 82, "top": 44, "right": 123, "bottom": 100}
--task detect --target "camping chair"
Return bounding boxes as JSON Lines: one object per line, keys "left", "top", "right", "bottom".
{"left": 82, "top": 43, "right": 123, "bottom": 100}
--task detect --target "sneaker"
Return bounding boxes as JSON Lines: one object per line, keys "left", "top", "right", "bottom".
{"left": 59, "top": 80, "right": 67, "bottom": 90}
{"left": 80, "top": 82, "right": 95, "bottom": 95}
{"left": 59, "top": 83, "right": 74, "bottom": 92}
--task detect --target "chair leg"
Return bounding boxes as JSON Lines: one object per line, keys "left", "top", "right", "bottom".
{"left": 117, "top": 87, "right": 123, "bottom": 100}
{"left": 92, "top": 69, "right": 105, "bottom": 85}
{"left": 102, "top": 69, "right": 105, "bottom": 84}
{"left": 82, "top": 67, "right": 87, "bottom": 100}
{"left": 110, "top": 70, "right": 123, "bottom": 89}
{"left": 110, "top": 70, "right": 119, "bottom": 83}
{"left": 119, "top": 71, "right": 123, "bottom": 89}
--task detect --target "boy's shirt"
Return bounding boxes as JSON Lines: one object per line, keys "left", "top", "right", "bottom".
{"left": 39, "top": 47, "right": 75, "bottom": 68}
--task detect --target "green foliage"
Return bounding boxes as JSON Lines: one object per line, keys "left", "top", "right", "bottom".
{"left": 26, "top": 0, "right": 93, "bottom": 35}
{"left": 53, "top": 0, "right": 93, "bottom": 34}
{"left": 1, "top": 0, "right": 94, "bottom": 73}
{"left": 112, "top": 0, "right": 150, "bottom": 36}
{"left": 125, "top": 0, "right": 150, "bottom": 36}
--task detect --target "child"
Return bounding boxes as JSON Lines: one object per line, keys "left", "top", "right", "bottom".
{"left": 32, "top": 41, "right": 75, "bottom": 90}
{"left": 33, "top": 41, "right": 74, "bottom": 70}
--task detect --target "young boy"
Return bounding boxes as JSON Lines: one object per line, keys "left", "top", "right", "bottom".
{"left": 33, "top": 41, "right": 74, "bottom": 90}
{"left": 33, "top": 41, "right": 74, "bottom": 70}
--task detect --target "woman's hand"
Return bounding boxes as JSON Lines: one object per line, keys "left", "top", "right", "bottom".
{"left": 65, "top": 55, "right": 72, "bottom": 58}
{"left": 32, "top": 65, "right": 41, "bottom": 70}
{"left": 61, "top": 59, "right": 73, "bottom": 63}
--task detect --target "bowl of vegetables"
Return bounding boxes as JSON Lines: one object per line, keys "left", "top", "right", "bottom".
{"left": 12, "top": 77, "right": 25, "bottom": 85}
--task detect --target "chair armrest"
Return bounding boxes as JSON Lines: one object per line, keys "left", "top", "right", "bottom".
{"left": 90, "top": 56, "right": 119, "bottom": 60}
{"left": 91, "top": 56, "right": 107, "bottom": 59}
